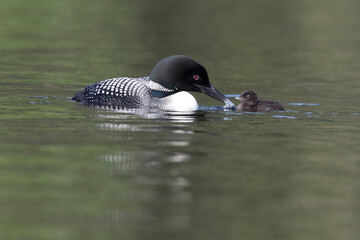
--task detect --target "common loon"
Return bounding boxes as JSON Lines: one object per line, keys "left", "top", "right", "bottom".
{"left": 236, "top": 90, "right": 286, "bottom": 111}
{"left": 73, "top": 55, "right": 235, "bottom": 110}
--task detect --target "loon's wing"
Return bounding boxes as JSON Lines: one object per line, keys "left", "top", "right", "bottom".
{"left": 73, "top": 77, "right": 151, "bottom": 109}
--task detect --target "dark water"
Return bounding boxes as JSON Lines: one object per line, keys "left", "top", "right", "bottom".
{"left": 1, "top": 0, "right": 360, "bottom": 239}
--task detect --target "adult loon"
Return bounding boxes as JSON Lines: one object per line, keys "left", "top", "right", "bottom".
{"left": 73, "top": 55, "right": 235, "bottom": 110}
{"left": 236, "top": 90, "right": 285, "bottom": 111}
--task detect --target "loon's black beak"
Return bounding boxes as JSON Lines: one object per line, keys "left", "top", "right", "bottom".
{"left": 195, "top": 84, "right": 236, "bottom": 109}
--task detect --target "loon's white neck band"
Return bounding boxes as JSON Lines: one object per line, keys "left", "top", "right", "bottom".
{"left": 149, "top": 80, "right": 174, "bottom": 92}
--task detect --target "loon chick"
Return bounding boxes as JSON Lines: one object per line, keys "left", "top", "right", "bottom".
{"left": 236, "top": 90, "right": 285, "bottom": 111}
{"left": 73, "top": 55, "right": 235, "bottom": 110}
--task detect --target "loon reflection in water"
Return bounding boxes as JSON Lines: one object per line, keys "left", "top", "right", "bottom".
{"left": 94, "top": 107, "right": 211, "bottom": 123}
{"left": 73, "top": 55, "right": 235, "bottom": 111}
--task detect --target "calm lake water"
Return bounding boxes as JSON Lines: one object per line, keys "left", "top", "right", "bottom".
{"left": 1, "top": 0, "right": 360, "bottom": 239}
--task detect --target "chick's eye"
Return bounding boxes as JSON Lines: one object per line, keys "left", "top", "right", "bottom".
{"left": 193, "top": 75, "right": 200, "bottom": 80}
{"left": 246, "top": 95, "right": 250, "bottom": 98}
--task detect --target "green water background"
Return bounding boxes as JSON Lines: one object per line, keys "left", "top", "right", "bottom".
{"left": 1, "top": 0, "right": 360, "bottom": 239}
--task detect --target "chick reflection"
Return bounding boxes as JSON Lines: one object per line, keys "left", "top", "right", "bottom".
{"left": 101, "top": 150, "right": 194, "bottom": 230}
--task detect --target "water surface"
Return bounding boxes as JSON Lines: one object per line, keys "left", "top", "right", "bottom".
{"left": 1, "top": 0, "right": 360, "bottom": 240}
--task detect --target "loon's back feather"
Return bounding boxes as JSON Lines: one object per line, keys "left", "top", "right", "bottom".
{"left": 73, "top": 77, "right": 151, "bottom": 109}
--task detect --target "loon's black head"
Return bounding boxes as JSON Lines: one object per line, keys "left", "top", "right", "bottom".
{"left": 150, "top": 55, "right": 235, "bottom": 108}
{"left": 236, "top": 90, "right": 258, "bottom": 105}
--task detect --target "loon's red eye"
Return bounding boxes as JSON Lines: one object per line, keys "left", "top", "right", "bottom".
{"left": 193, "top": 75, "right": 200, "bottom": 80}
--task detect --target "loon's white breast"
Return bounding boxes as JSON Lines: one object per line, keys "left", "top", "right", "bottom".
{"left": 154, "top": 91, "right": 198, "bottom": 111}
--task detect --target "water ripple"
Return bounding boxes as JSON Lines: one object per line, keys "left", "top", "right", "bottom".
{"left": 272, "top": 115, "right": 298, "bottom": 119}
{"left": 287, "top": 103, "right": 319, "bottom": 106}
